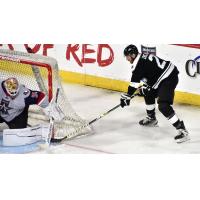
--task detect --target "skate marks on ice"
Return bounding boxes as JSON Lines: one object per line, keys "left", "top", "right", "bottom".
{"left": 38, "top": 143, "right": 115, "bottom": 154}
{"left": 54, "top": 84, "right": 200, "bottom": 154}
{"left": 37, "top": 84, "right": 200, "bottom": 154}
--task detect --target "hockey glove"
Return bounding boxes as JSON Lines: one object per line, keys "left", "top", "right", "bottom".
{"left": 120, "top": 93, "right": 131, "bottom": 108}
{"left": 138, "top": 85, "right": 151, "bottom": 96}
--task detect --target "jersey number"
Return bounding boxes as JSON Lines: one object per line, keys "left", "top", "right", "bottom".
{"left": 148, "top": 54, "right": 166, "bottom": 69}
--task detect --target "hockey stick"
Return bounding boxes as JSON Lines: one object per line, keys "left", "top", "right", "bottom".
{"left": 38, "top": 88, "right": 61, "bottom": 148}
{"left": 45, "top": 88, "right": 60, "bottom": 144}
{"left": 50, "top": 94, "right": 137, "bottom": 143}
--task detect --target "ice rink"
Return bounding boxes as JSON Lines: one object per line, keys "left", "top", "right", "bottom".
{"left": 1, "top": 82, "right": 200, "bottom": 154}
{"left": 38, "top": 83, "right": 200, "bottom": 154}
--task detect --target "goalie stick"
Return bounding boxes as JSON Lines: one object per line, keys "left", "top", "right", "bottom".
{"left": 50, "top": 94, "right": 137, "bottom": 143}
{"left": 45, "top": 87, "right": 61, "bottom": 144}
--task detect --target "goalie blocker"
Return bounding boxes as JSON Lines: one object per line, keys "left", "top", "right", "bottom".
{"left": 43, "top": 98, "right": 65, "bottom": 121}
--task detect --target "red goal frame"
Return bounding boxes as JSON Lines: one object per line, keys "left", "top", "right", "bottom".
{"left": 0, "top": 54, "right": 53, "bottom": 101}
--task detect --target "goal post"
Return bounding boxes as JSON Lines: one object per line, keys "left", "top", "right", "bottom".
{"left": 0, "top": 49, "right": 91, "bottom": 140}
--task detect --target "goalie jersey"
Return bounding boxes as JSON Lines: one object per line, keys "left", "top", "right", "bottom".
{"left": 128, "top": 53, "right": 179, "bottom": 95}
{"left": 0, "top": 80, "right": 48, "bottom": 122}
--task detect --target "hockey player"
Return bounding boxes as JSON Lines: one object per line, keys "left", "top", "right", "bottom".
{"left": 0, "top": 77, "right": 63, "bottom": 146}
{"left": 120, "top": 44, "right": 190, "bottom": 143}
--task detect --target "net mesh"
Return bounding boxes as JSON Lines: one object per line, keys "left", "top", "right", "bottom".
{"left": 0, "top": 49, "right": 90, "bottom": 140}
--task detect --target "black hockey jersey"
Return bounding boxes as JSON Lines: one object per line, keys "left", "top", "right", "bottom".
{"left": 128, "top": 53, "right": 179, "bottom": 95}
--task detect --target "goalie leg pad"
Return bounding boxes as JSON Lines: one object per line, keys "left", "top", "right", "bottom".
{"left": 3, "top": 124, "right": 51, "bottom": 146}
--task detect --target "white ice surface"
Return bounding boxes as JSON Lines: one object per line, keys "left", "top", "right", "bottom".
{"left": 34, "top": 83, "right": 200, "bottom": 154}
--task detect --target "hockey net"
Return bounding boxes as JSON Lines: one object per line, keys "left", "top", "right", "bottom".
{"left": 0, "top": 49, "right": 91, "bottom": 140}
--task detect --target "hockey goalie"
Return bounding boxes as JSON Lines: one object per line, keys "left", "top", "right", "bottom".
{"left": 0, "top": 77, "right": 64, "bottom": 146}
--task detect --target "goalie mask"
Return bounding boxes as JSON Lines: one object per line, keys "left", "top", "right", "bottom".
{"left": 3, "top": 77, "right": 19, "bottom": 97}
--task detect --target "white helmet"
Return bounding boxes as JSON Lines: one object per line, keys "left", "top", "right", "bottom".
{"left": 3, "top": 77, "right": 19, "bottom": 97}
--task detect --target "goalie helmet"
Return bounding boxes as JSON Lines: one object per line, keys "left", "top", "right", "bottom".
{"left": 124, "top": 44, "right": 138, "bottom": 56}
{"left": 3, "top": 77, "right": 19, "bottom": 97}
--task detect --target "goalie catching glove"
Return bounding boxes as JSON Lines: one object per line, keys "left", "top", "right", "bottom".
{"left": 120, "top": 93, "right": 132, "bottom": 108}
{"left": 43, "top": 99, "right": 65, "bottom": 121}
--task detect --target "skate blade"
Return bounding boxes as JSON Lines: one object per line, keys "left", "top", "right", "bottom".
{"left": 176, "top": 136, "right": 190, "bottom": 144}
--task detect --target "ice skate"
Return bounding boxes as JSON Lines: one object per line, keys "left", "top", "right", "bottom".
{"left": 174, "top": 121, "right": 190, "bottom": 143}
{"left": 139, "top": 116, "right": 158, "bottom": 127}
